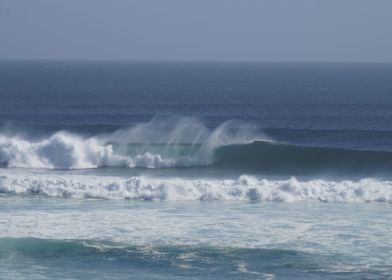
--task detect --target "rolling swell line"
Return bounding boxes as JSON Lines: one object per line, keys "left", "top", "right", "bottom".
{"left": 213, "top": 141, "right": 392, "bottom": 172}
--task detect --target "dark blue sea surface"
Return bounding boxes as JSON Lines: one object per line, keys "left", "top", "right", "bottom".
{"left": 1, "top": 61, "right": 392, "bottom": 130}
{"left": 0, "top": 61, "right": 391, "bottom": 279}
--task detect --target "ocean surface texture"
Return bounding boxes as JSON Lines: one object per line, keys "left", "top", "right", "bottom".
{"left": 0, "top": 61, "right": 391, "bottom": 279}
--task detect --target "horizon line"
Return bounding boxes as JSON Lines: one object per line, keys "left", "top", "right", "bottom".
{"left": 1, "top": 58, "right": 392, "bottom": 64}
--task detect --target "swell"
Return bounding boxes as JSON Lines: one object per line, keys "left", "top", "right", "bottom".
{"left": 0, "top": 237, "right": 298, "bottom": 258}
{"left": 0, "top": 237, "right": 329, "bottom": 275}
{"left": 1, "top": 238, "right": 388, "bottom": 279}
{"left": 213, "top": 141, "right": 392, "bottom": 172}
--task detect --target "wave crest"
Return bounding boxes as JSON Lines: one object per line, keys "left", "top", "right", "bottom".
{"left": 2, "top": 117, "right": 392, "bottom": 173}
{"left": 0, "top": 118, "right": 261, "bottom": 169}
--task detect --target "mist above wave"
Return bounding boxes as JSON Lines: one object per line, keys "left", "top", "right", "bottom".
{"left": 0, "top": 117, "right": 262, "bottom": 169}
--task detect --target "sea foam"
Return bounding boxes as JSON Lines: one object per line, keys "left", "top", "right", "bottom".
{"left": 0, "top": 172, "right": 391, "bottom": 202}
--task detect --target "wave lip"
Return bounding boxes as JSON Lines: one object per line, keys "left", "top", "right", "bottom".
{"left": 0, "top": 118, "right": 262, "bottom": 170}
{"left": 1, "top": 173, "right": 391, "bottom": 203}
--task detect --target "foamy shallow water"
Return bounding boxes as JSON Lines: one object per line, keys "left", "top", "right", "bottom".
{"left": 0, "top": 196, "right": 391, "bottom": 279}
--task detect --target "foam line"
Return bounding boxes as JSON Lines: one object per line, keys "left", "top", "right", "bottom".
{"left": 0, "top": 173, "right": 391, "bottom": 202}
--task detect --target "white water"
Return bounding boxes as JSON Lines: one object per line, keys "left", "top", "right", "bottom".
{"left": 0, "top": 195, "right": 391, "bottom": 272}
{"left": 0, "top": 118, "right": 262, "bottom": 169}
{"left": 1, "top": 170, "right": 391, "bottom": 203}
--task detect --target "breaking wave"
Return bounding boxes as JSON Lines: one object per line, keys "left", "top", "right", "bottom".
{"left": 0, "top": 117, "right": 261, "bottom": 169}
{"left": 1, "top": 173, "right": 391, "bottom": 202}
{"left": 1, "top": 117, "right": 392, "bottom": 173}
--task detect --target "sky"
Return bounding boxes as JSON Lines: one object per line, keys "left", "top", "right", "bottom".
{"left": 0, "top": 0, "right": 392, "bottom": 62}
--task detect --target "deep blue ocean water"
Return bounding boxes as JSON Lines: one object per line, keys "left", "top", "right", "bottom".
{"left": 0, "top": 61, "right": 391, "bottom": 279}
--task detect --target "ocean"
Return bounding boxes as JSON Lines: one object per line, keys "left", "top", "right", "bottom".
{"left": 0, "top": 60, "right": 391, "bottom": 279}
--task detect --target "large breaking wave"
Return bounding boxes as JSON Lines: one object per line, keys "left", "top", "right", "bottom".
{"left": 1, "top": 117, "right": 392, "bottom": 173}
{"left": 0, "top": 117, "right": 261, "bottom": 169}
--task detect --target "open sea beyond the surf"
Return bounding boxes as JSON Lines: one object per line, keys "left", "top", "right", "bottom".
{"left": 0, "top": 61, "right": 391, "bottom": 279}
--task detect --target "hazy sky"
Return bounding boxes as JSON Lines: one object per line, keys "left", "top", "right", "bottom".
{"left": 1, "top": 0, "right": 392, "bottom": 62}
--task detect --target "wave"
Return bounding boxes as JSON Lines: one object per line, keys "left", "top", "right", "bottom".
{"left": 1, "top": 173, "right": 391, "bottom": 202}
{"left": 213, "top": 141, "right": 392, "bottom": 172}
{"left": 1, "top": 238, "right": 353, "bottom": 279}
{"left": 0, "top": 117, "right": 261, "bottom": 169}
{"left": 0, "top": 237, "right": 298, "bottom": 257}
{"left": 1, "top": 117, "right": 392, "bottom": 173}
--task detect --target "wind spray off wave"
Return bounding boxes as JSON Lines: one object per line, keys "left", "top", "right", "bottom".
{"left": 2, "top": 117, "right": 392, "bottom": 173}
{"left": 0, "top": 118, "right": 262, "bottom": 169}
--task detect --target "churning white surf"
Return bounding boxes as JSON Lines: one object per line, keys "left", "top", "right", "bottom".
{"left": 1, "top": 171, "right": 391, "bottom": 202}
{"left": 0, "top": 117, "right": 262, "bottom": 169}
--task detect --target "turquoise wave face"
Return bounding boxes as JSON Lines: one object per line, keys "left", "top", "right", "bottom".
{"left": 0, "top": 238, "right": 389, "bottom": 280}
{"left": 213, "top": 141, "right": 392, "bottom": 173}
